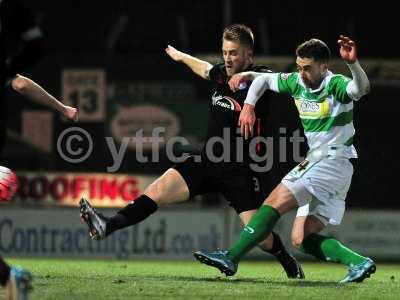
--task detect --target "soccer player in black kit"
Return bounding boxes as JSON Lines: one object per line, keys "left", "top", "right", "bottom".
{"left": 1, "top": 1, "right": 78, "bottom": 298}
{"left": 80, "top": 24, "right": 304, "bottom": 279}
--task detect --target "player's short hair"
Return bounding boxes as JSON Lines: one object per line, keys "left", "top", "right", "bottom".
{"left": 222, "top": 24, "right": 254, "bottom": 50}
{"left": 296, "top": 38, "right": 331, "bottom": 62}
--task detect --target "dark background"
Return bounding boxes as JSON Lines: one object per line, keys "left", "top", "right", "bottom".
{"left": 19, "top": 0, "right": 397, "bottom": 58}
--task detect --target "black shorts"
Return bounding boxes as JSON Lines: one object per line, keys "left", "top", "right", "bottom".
{"left": 173, "top": 156, "right": 264, "bottom": 214}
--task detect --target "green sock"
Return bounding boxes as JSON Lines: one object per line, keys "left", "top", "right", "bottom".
{"left": 228, "top": 205, "right": 280, "bottom": 262}
{"left": 300, "top": 233, "right": 367, "bottom": 266}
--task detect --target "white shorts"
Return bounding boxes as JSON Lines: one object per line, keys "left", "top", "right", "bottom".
{"left": 281, "top": 157, "right": 353, "bottom": 225}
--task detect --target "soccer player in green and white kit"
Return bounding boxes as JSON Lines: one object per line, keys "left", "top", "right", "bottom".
{"left": 194, "top": 36, "right": 376, "bottom": 283}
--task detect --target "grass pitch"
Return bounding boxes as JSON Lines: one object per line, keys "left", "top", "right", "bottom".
{"left": 2, "top": 259, "right": 399, "bottom": 300}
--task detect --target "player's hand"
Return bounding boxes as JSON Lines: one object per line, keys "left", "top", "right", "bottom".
{"left": 228, "top": 72, "right": 252, "bottom": 92}
{"left": 239, "top": 103, "right": 256, "bottom": 140}
{"left": 63, "top": 105, "right": 78, "bottom": 122}
{"left": 338, "top": 35, "right": 357, "bottom": 63}
{"left": 165, "top": 45, "right": 186, "bottom": 62}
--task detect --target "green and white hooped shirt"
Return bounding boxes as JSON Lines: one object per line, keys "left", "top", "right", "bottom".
{"left": 269, "top": 71, "right": 358, "bottom": 158}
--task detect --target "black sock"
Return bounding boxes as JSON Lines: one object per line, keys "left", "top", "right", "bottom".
{"left": 0, "top": 256, "right": 10, "bottom": 287}
{"left": 106, "top": 195, "right": 158, "bottom": 235}
{"left": 264, "top": 232, "right": 286, "bottom": 257}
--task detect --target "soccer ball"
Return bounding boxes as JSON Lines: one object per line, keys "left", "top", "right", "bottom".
{"left": 0, "top": 166, "right": 18, "bottom": 202}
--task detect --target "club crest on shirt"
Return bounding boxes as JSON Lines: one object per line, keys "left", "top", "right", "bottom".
{"left": 280, "top": 73, "right": 290, "bottom": 80}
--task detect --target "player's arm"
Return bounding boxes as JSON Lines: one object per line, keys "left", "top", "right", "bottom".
{"left": 10, "top": 74, "right": 78, "bottom": 121}
{"left": 165, "top": 45, "right": 213, "bottom": 79}
{"left": 228, "top": 71, "right": 268, "bottom": 92}
{"left": 237, "top": 73, "right": 280, "bottom": 139}
{"left": 338, "top": 35, "right": 370, "bottom": 100}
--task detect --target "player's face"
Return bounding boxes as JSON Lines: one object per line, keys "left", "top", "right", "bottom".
{"left": 222, "top": 39, "right": 253, "bottom": 76}
{"left": 296, "top": 57, "right": 328, "bottom": 89}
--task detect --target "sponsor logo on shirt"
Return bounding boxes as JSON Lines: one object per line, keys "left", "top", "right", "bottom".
{"left": 211, "top": 92, "right": 242, "bottom": 111}
{"left": 295, "top": 98, "right": 330, "bottom": 118}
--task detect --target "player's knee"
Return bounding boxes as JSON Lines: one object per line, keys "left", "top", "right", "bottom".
{"left": 144, "top": 170, "right": 189, "bottom": 205}
{"left": 264, "top": 193, "right": 285, "bottom": 213}
{"left": 264, "top": 185, "right": 297, "bottom": 214}
{"left": 144, "top": 182, "right": 164, "bottom": 204}
{"left": 11, "top": 76, "right": 28, "bottom": 93}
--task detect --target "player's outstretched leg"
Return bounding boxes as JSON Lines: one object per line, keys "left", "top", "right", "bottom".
{"left": 79, "top": 194, "right": 158, "bottom": 240}
{"left": 80, "top": 168, "right": 189, "bottom": 240}
{"left": 79, "top": 198, "right": 108, "bottom": 240}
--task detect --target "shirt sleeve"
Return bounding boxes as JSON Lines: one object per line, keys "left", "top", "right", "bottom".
{"left": 244, "top": 73, "right": 280, "bottom": 105}
{"left": 345, "top": 60, "right": 370, "bottom": 101}
{"left": 208, "top": 63, "right": 225, "bottom": 84}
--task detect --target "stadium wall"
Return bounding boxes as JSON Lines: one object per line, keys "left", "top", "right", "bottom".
{"left": 0, "top": 208, "right": 399, "bottom": 261}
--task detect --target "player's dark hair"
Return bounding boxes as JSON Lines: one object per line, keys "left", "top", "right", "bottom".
{"left": 296, "top": 38, "right": 331, "bottom": 62}
{"left": 222, "top": 24, "right": 254, "bottom": 50}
